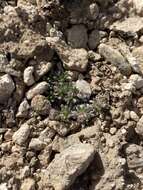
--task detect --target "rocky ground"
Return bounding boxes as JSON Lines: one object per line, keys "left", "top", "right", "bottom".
{"left": 0, "top": 0, "right": 143, "bottom": 189}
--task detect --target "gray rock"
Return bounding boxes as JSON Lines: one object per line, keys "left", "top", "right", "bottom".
{"left": 67, "top": 24, "right": 88, "bottom": 48}
{"left": 12, "top": 123, "right": 31, "bottom": 146}
{"left": 76, "top": 79, "right": 91, "bottom": 99}
{"left": 24, "top": 66, "right": 35, "bottom": 86}
{"left": 31, "top": 95, "right": 51, "bottom": 115}
{"left": 16, "top": 99, "right": 30, "bottom": 118}
{"left": 46, "top": 143, "right": 95, "bottom": 190}
{"left": 26, "top": 82, "right": 49, "bottom": 100}
{"left": 29, "top": 138, "right": 46, "bottom": 151}
{"left": 99, "top": 44, "right": 132, "bottom": 76}
{"left": 0, "top": 74, "right": 15, "bottom": 103}
{"left": 88, "top": 30, "right": 100, "bottom": 50}
{"left": 129, "top": 74, "right": 143, "bottom": 89}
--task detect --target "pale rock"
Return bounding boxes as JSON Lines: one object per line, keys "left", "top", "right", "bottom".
{"left": 12, "top": 123, "right": 31, "bottom": 146}
{"left": 67, "top": 25, "right": 88, "bottom": 48}
{"left": 29, "top": 138, "right": 46, "bottom": 151}
{"left": 76, "top": 79, "right": 91, "bottom": 99}
{"left": 0, "top": 183, "right": 7, "bottom": 190}
{"left": 16, "top": 99, "right": 30, "bottom": 118}
{"left": 131, "top": 0, "right": 143, "bottom": 16}
{"left": 110, "top": 127, "right": 117, "bottom": 135}
{"left": 45, "top": 143, "right": 95, "bottom": 190}
{"left": 0, "top": 74, "right": 15, "bottom": 103}
{"left": 130, "top": 111, "right": 139, "bottom": 122}
{"left": 34, "top": 62, "right": 52, "bottom": 81}
{"left": 132, "top": 46, "right": 143, "bottom": 73}
{"left": 17, "top": 30, "right": 53, "bottom": 61}
{"left": 26, "top": 82, "right": 49, "bottom": 100}
{"left": 88, "top": 30, "right": 100, "bottom": 50}
{"left": 20, "top": 178, "right": 35, "bottom": 190}
{"left": 88, "top": 51, "right": 101, "bottom": 61}
{"left": 48, "top": 120, "right": 69, "bottom": 136}
{"left": 111, "top": 17, "right": 143, "bottom": 33}
{"left": 39, "top": 127, "right": 55, "bottom": 143}
{"left": 38, "top": 146, "right": 52, "bottom": 167}
{"left": 99, "top": 44, "right": 132, "bottom": 76}
{"left": 31, "top": 95, "right": 51, "bottom": 115}
{"left": 46, "top": 37, "right": 88, "bottom": 72}
{"left": 52, "top": 126, "right": 99, "bottom": 152}
{"left": 24, "top": 66, "right": 35, "bottom": 86}
{"left": 129, "top": 74, "right": 143, "bottom": 89}
{"left": 88, "top": 3, "right": 99, "bottom": 20}
{"left": 136, "top": 116, "right": 143, "bottom": 136}
{"left": 20, "top": 166, "right": 30, "bottom": 179}
{"left": 125, "top": 144, "right": 143, "bottom": 170}
{"left": 121, "top": 82, "right": 136, "bottom": 92}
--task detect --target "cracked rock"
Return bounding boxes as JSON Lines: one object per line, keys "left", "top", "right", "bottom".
{"left": 44, "top": 143, "right": 95, "bottom": 190}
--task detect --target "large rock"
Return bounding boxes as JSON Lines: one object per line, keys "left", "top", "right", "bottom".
{"left": 46, "top": 37, "right": 88, "bottom": 72}
{"left": 76, "top": 79, "right": 91, "bottom": 99}
{"left": 129, "top": 74, "right": 143, "bottom": 89}
{"left": 0, "top": 74, "right": 15, "bottom": 103}
{"left": 17, "top": 30, "right": 53, "bottom": 61}
{"left": 67, "top": 24, "right": 88, "bottom": 48}
{"left": 12, "top": 123, "right": 31, "bottom": 146}
{"left": 99, "top": 44, "right": 132, "bottom": 76}
{"left": 26, "top": 82, "right": 49, "bottom": 100}
{"left": 111, "top": 17, "right": 143, "bottom": 33}
{"left": 46, "top": 143, "right": 95, "bottom": 190}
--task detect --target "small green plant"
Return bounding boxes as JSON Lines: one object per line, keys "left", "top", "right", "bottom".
{"left": 46, "top": 71, "right": 78, "bottom": 107}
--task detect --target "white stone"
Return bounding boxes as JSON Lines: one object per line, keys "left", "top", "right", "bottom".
{"left": 130, "top": 111, "right": 139, "bottom": 122}
{"left": 26, "top": 81, "right": 49, "bottom": 100}
{"left": 46, "top": 37, "right": 88, "bottom": 72}
{"left": 16, "top": 99, "right": 30, "bottom": 117}
{"left": 24, "top": 66, "right": 35, "bottom": 86}
{"left": 76, "top": 79, "right": 91, "bottom": 99}
{"left": 29, "top": 138, "right": 46, "bottom": 151}
{"left": 12, "top": 123, "right": 31, "bottom": 146}
{"left": 0, "top": 74, "right": 15, "bottom": 103}
{"left": 111, "top": 17, "right": 143, "bottom": 33}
